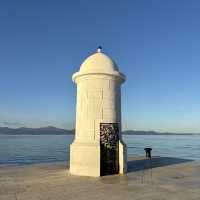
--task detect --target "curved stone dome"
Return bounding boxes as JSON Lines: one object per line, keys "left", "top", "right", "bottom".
{"left": 72, "top": 48, "right": 125, "bottom": 83}
{"left": 79, "top": 52, "right": 119, "bottom": 73}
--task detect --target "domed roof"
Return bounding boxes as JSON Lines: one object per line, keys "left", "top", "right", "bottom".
{"left": 79, "top": 50, "right": 119, "bottom": 73}
{"left": 72, "top": 47, "right": 126, "bottom": 83}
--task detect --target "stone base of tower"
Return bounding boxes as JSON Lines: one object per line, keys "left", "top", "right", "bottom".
{"left": 70, "top": 140, "right": 127, "bottom": 177}
{"left": 70, "top": 142, "right": 101, "bottom": 177}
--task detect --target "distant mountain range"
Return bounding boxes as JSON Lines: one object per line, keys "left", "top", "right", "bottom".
{"left": 0, "top": 126, "right": 198, "bottom": 135}
{"left": 0, "top": 126, "right": 74, "bottom": 135}
{"left": 122, "top": 130, "right": 199, "bottom": 135}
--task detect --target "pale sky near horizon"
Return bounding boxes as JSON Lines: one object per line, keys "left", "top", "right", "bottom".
{"left": 1, "top": 0, "right": 200, "bottom": 133}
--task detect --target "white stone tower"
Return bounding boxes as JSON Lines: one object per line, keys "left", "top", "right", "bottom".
{"left": 70, "top": 47, "right": 127, "bottom": 177}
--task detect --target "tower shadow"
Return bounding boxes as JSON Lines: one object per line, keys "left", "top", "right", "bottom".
{"left": 127, "top": 156, "right": 193, "bottom": 173}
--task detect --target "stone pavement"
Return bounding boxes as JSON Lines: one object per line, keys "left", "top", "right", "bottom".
{"left": 0, "top": 156, "right": 200, "bottom": 200}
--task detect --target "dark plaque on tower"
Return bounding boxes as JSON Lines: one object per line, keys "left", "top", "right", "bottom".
{"left": 100, "top": 123, "right": 119, "bottom": 176}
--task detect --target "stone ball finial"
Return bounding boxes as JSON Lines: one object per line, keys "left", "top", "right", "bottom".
{"left": 97, "top": 46, "right": 102, "bottom": 53}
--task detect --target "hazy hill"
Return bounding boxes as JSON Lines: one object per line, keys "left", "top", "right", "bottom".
{"left": 0, "top": 126, "right": 74, "bottom": 135}
{"left": 0, "top": 127, "right": 198, "bottom": 135}
{"left": 123, "top": 130, "right": 198, "bottom": 135}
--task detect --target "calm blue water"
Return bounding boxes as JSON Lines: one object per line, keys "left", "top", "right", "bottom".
{"left": 0, "top": 135, "right": 200, "bottom": 165}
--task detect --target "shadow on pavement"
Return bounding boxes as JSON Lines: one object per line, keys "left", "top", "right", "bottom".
{"left": 127, "top": 156, "right": 193, "bottom": 173}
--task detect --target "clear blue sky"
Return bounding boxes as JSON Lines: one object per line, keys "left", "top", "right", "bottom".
{"left": 1, "top": 0, "right": 200, "bottom": 133}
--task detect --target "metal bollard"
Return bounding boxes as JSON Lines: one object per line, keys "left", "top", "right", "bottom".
{"left": 144, "top": 148, "right": 152, "bottom": 159}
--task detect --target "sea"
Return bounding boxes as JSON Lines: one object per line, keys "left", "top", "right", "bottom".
{"left": 0, "top": 134, "right": 200, "bottom": 165}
